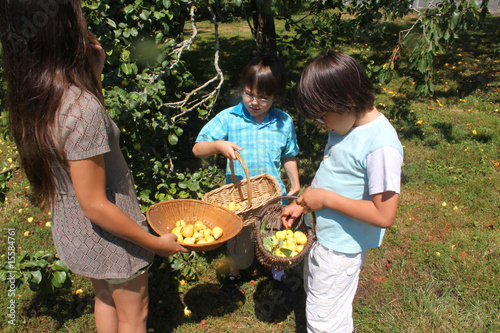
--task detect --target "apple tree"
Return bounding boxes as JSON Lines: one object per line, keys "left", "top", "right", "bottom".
{"left": 81, "top": 0, "right": 226, "bottom": 207}
{"left": 243, "top": 0, "right": 492, "bottom": 96}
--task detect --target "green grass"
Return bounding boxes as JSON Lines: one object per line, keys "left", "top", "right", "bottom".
{"left": 1, "top": 13, "right": 500, "bottom": 333}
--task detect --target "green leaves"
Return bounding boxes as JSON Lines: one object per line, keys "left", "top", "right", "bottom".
{"left": 390, "top": 0, "right": 485, "bottom": 96}
{"left": 81, "top": 0, "right": 205, "bottom": 206}
{"left": 51, "top": 271, "right": 67, "bottom": 288}
{"left": 120, "top": 63, "right": 138, "bottom": 75}
{"left": 280, "top": 248, "right": 293, "bottom": 257}
{"left": 168, "top": 133, "right": 178, "bottom": 145}
{"left": 168, "top": 252, "right": 200, "bottom": 281}
{"left": 0, "top": 251, "right": 72, "bottom": 293}
{"left": 153, "top": 166, "right": 222, "bottom": 203}
{"left": 263, "top": 236, "right": 274, "bottom": 252}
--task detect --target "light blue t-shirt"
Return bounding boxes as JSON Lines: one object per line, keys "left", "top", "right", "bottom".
{"left": 311, "top": 114, "right": 403, "bottom": 253}
{"left": 195, "top": 102, "right": 299, "bottom": 194}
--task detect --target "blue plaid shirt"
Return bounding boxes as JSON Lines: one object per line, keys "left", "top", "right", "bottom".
{"left": 195, "top": 102, "right": 299, "bottom": 194}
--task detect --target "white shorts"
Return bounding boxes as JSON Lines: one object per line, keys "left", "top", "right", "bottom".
{"left": 304, "top": 242, "right": 366, "bottom": 333}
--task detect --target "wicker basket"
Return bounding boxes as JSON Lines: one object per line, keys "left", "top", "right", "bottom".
{"left": 202, "top": 151, "right": 282, "bottom": 227}
{"left": 146, "top": 199, "right": 243, "bottom": 252}
{"left": 254, "top": 196, "right": 316, "bottom": 270}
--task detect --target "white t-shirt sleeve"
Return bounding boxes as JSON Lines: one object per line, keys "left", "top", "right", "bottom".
{"left": 366, "top": 146, "right": 403, "bottom": 195}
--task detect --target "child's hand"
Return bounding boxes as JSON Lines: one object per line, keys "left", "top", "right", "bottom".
{"left": 296, "top": 188, "right": 325, "bottom": 212}
{"left": 281, "top": 202, "right": 304, "bottom": 228}
{"left": 216, "top": 141, "right": 242, "bottom": 160}
{"left": 154, "top": 233, "right": 189, "bottom": 257}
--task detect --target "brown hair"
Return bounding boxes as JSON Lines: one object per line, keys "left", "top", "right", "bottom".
{"left": 295, "top": 50, "right": 375, "bottom": 119}
{"left": 0, "top": 0, "right": 104, "bottom": 210}
{"left": 240, "top": 54, "right": 287, "bottom": 101}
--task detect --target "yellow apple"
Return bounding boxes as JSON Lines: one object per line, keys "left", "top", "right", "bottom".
{"left": 202, "top": 229, "right": 212, "bottom": 239}
{"left": 295, "top": 233, "right": 308, "bottom": 245}
{"left": 275, "top": 230, "right": 286, "bottom": 240}
{"left": 194, "top": 220, "right": 206, "bottom": 231}
{"left": 212, "top": 226, "right": 223, "bottom": 239}
{"left": 182, "top": 224, "right": 194, "bottom": 238}
{"left": 183, "top": 237, "right": 196, "bottom": 244}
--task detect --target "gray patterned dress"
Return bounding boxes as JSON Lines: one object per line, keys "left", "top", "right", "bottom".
{"left": 50, "top": 86, "right": 154, "bottom": 280}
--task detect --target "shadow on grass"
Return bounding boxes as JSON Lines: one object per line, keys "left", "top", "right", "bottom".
{"left": 22, "top": 256, "right": 190, "bottom": 332}
{"left": 184, "top": 282, "right": 245, "bottom": 318}
{"left": 23, "top": 290, "right": 94, "bottom": 331}
{"left": 147, "top": 255, "right": 194, "bottom": 332}
{"left": 253, "top": 276, "right": 307, "bottom": 333}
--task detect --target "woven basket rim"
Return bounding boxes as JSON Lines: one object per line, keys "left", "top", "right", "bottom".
{"left": 253, "top": 196, "right": 316, "bottom": 270}
{"left": 201, "top": 153, "right": 282, "bottom": 226}
{"left": 202, "top": 173, "right": 280, "bottom": 210}
{"left": 146, "top": 199, "right": 243, "bottom": 252}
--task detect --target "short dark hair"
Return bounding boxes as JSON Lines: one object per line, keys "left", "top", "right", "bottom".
{"left": 295, "top": 50, "right": 375, "bottom": 119}
{"left": 240, "top": 54, "right": 287, "bottom": 100}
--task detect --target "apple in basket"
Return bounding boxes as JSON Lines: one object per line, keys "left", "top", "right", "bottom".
{"left": 263, "top": 229, "right": 308, "bottom": 258}
{"left": 172, "top": 219, "right": 224, "bottom": 245}
{"left": 219, "top": 200, "right": 248, "bottom": 211}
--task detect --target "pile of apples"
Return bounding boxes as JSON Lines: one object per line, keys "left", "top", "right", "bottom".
{"left": 171, "top": 219, "right": 224, "bottom": 245}
{"left": 219, "top": 200, "right": 248, "bottom": 211}
{"left": 263, "top": 229, "right": 308, "bottom": 258}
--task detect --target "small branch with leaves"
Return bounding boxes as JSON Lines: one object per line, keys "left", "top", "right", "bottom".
{"left": 165, "top": 4, "right": 224, "bottom": 121}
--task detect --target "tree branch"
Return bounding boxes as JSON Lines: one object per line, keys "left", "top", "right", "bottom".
{"left": 0, "top": 166, "right": 19, "bottom": 176}
{"left": 169, "top": 3, "right": 198, "bottom": 70}
{"left": 164, "top": 3, "right": 224, "bottom": 121}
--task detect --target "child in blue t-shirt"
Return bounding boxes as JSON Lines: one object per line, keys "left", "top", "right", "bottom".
{"left": 282, "top": 50, "right": 403, "bottom": 332}
{"left": 193, "top": 54, "right": 300, "bottom": 302}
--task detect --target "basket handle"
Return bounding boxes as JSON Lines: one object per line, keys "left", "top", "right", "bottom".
{"left": 255, "top": 195, "right": 316, "bottom": 230}
{"left": 229, "top": 150, "right": 253, "bottom": 209}
{"left": 254, "top": 195, "right": 298, "bottom": 222}
{"left": 261, "top": 195, "right": 299, "bottom": 207}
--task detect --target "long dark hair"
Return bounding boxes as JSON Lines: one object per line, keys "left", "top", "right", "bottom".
{"left": 295, "top": 50, "right": 375, "bottom": 119}
{"left": 0, "top": 0, "right": 104, "bottom": 210}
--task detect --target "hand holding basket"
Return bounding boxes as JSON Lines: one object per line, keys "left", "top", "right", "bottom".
{"left": 254, "top": 196, "right": 316, "bottom": 271}
{"left": 202, "top": 151, "right": 282, "bottom": 226}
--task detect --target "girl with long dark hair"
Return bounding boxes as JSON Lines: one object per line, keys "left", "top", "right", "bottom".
{"left": 0, "top": 1, "right": 187, "bottom": 331}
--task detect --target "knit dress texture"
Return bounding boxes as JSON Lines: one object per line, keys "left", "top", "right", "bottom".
{"left": 50, "top": 86, "right": 154, "bottom": 280}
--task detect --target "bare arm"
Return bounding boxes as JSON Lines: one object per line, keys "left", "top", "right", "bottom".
{"left": 192, "top": 140, "right": 242, "bottom": 159}
{"left": 282, "top": 156, "right": 300, "bottom": 196}
{"left": 69, "top": 155, "right": 188, "bottom": 257}
{"left": 297, "top": 188, "right": 399, "bottom": 228}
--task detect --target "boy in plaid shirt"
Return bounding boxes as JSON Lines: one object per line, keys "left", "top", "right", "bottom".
{"left": 193, "top": 54, "right": 300, "bottom": 302}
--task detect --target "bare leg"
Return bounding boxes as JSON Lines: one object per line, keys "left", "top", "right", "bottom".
{"left": 108, "top": 272, "right": 149, "bottom": 333}
{"left": 91, "top": 272, "right": 149, "bottom": 333}
{"left": 92, "top": 278, "right": 118, "bottom": 333}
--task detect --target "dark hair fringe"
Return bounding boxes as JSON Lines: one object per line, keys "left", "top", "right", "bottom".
{"left": 240, "top": 54, "right": 287, "bottom": 101}
{"left": 295, "top": 50, "right": 375, "bottom": 119}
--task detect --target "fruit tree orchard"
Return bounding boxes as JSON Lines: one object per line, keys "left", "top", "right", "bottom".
{"left": 0, "top": 0, "right": 496, "bottom": 209}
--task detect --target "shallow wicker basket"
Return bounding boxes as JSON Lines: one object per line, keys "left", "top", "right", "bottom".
{"left": 202, "top": 151, "right": 282, "bottom": 227}
{"left": 146, "top": 199, "right": 243, "bottom": 252}
{"left": 254, "top": 196, "right": 316, "bottom": 270}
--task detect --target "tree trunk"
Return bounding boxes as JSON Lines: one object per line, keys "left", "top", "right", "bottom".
{"left": 250, "top": 0, "right": 277, "bottom": 56}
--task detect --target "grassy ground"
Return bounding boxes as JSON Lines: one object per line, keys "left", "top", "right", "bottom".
{"left": 1, "top": 13, "right": 499, "bottom": 333}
